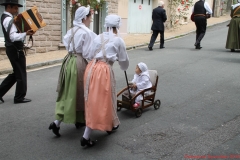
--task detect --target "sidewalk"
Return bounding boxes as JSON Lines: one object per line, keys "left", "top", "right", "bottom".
{"left": 0, "top": 14, "right": 230, "bottom": 75}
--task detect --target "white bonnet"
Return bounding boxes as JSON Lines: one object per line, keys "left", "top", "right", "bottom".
{"left": 73, "top": 6, "right": 90, "bottom": 26}
{"left": 137, "top": 62, "right": 148, "bottom": 72}
{"left": 104, "top": 14, "right": 121, "bottom": 28}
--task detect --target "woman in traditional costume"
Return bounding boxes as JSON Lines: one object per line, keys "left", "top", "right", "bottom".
{"left": 81, "top": 15, "right": 129, "bottom": 147}
{"left": 48, "top": 6, "right": 97, "bottom": 137}
{"left": 226, "top": 0, "right": 240, "bottom": 52}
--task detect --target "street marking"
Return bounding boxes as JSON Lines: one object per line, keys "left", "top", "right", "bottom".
{"left": 0, "top": 63, "right": 61, "bottom": 79}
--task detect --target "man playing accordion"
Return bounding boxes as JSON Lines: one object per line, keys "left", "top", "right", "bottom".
{"left": 0, "top": 0, "right": 35, "bottom": 104}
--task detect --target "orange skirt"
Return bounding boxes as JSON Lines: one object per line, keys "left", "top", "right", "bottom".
{"left": 84, "top": 60, "right": 120, "bottom": 131}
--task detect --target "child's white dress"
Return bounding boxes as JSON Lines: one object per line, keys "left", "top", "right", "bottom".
{"left": 130, "top": 70, "right": 152, "bottom": 103}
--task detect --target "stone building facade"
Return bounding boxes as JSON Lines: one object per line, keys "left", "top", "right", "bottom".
{"left": 27, "top": 0, "right": 61, "bottom": 54}
{"left": 0, "top": 0, "right": 61, "bottom": 60}
{"left": 106, "top": 0, "right": 118, "bottom": 14}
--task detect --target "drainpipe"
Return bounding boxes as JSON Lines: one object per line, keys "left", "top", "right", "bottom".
{"left": 61, "top": 0, "right": 67, "bottom": 41}
{"left": 212, "top": 0, "right": 216, "bottom": 17}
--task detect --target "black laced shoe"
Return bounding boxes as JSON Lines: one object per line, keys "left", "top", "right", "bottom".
{"left": 80, "top": 137, "right": 95, "bottom": 147}
{"left": 0, "top": 97, "right": 4, "bottom": 103}
{"left": 195, "top": 45, "right": 202, "bottom": 49}
{"left": 106, "top": 125, "right": 119, "bottom": 135}
{"left": 160, "top": 45, "right": 165, "bottom": 49}
{"left": 112, "top": 125, "right": 119, "bottom": 130}
{"left": 75, "top": 122, "right": 86, "bottom": 129}
{"left": 48, "top": 122, "right": 61, "bottom": 137}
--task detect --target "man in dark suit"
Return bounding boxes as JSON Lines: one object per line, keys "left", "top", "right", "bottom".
{"left": 148, "top": 0, "right": 167, "bottom": 51}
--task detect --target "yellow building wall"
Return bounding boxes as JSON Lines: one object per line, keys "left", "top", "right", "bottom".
{"left": 118, "top": 0, "right": 129, "bottom": 34}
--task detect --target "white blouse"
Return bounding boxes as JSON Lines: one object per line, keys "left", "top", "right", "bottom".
{"left": 91, "top": 32, "right": 129, "bottom": 71}
{"left": 63, "top": 24, "right": 97, "bottom": 60}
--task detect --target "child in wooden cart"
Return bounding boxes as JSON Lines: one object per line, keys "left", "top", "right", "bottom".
{"left": 124, "top": 62, "right": 152, "bottom": 108}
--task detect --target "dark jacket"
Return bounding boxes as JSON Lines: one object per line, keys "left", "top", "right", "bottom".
{"left": 151, "top": 6, "right": 167, "bottom": 31}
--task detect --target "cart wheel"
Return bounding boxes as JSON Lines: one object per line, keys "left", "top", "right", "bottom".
{"left": 135, "top": 108, "right": 142, "bottom": 118}
{"left": 154, "top": 100, "right": 161, "bottom": 110}
{"left": 117, "top": 106, "right": 121, "bottom": 111}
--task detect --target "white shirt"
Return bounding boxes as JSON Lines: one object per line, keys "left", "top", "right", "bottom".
{"left": 91, "top": 32, "right": 129, "bottom": 71}
{"left": 63, "top": 24, "right": 97, "bottom": 60}
{"left": 232, "top": 3, "right": 240, "bottom": 10}
{"left": 192, "top": 1, "right": 213, "bottom": 14}
{"left": 2, "top": 11, "right": 26, "bottom": 42}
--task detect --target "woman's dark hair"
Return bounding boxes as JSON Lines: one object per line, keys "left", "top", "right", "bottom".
{"left": 107, "top": 27, "right": 117, "bottom": 30}
{"left": 86, "top": 11, "right": 91, "bottom": 17}
{"left": 107, "top": 27, "right": 117, "bottom": 33}
{"left": 81, "top": 11, "right": 91, "bottom": 21}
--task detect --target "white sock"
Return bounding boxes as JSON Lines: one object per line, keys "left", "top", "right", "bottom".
{"left": 54, "top": 120, "right": 61, "bottom": 127}
{"left": 83, "top": 126, "right": 92, "bottom": 140}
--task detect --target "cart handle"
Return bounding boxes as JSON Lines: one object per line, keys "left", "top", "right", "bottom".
{"left": 124, "top": 71, "right": 132, "bottom": 99}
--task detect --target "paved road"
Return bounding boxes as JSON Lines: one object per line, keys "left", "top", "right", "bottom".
{"left": 1, "top": 22, "right": 240, "bottom": 160}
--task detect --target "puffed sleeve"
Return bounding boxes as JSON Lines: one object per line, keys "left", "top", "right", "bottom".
{"left": 63, "top": 29, "right": 71, "bottom": 51}
{"left": 117, "top": 38, "right": 129, "bottom": 71}
{"left": 82, "top": 31, "right": 97, "bottom": 60}
{"left": 88, "top": 35, "right": 102, "bottom": 60}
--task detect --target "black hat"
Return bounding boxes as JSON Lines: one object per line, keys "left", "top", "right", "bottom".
{"left": 0, "top": 0, "right": 23, "bottom": 7}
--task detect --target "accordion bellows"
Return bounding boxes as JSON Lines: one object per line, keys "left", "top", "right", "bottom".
{"left": 14, "top": 6, "right": 46, "bottom": 32}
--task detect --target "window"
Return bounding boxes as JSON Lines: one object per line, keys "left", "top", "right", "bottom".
{"left": 142, "top": 0, "right": 143, "bottom": 4}
{"left": 134, "top": 0, "right": 136, "bottom": 3}
{"left": 0, "top": 0, "right": 25, "bottom": 40}
{"left": 149, "top": 0, "right": 151, "bottom": 5}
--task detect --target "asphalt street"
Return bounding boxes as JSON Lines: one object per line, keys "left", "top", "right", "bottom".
{"left": 0, "top": 21, "right": 240, "bottom": 160}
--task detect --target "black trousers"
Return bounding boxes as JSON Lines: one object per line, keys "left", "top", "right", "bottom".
{"left": 149, "top": 30, "right": 164, "bottom": 48}
{"left": 194, "top": 16, "right": 207, "bottom": 46}
{"left": 0, "top": 47, "right": 27, "bottom": 101}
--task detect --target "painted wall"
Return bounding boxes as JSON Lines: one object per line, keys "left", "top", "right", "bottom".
{"left": 128, "top": 0, "right": 153, "bottom": 33}
{"left": 118, "top": 0, "right": 128, "bottom": 35}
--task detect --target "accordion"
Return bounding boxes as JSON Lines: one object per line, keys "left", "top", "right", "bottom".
{"left": 14, "top": 6, "right": 46, "bottom": 32}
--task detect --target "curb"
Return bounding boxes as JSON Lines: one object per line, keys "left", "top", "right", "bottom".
{"left": 0, "top": 59, "right": 63, "bottom": 75}
{"left": 0, "top": 20, "right": 230, "bottom": 76}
